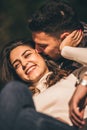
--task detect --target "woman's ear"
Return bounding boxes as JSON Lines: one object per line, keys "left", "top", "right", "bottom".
{"left": 60, "top": 32, "right": 70, "bottom": 40}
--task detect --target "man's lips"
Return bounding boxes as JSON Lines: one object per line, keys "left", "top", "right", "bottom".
{"left": 25, "top": 65, "right": 36, "bottom": 75}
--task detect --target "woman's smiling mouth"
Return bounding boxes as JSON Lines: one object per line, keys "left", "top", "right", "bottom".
{"left": 25, "top": 65, "right": 37, "bottom": 75}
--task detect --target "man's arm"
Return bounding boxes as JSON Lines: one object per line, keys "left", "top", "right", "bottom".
{"left": 61, "top": 47, "right": 87, "bottom": 65}
{"left": 69, "top": 72, "right": 87, "bottom": 128}
{"left": 60, "top": 30, "right": 87, "bottom": 65}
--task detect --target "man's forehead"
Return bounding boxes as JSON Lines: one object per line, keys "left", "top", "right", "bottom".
{"left": 32, "top": 32, "right": 49, "bottom": 38}
{"left": 32, "top": 32, "right": 57, "bottom": 43}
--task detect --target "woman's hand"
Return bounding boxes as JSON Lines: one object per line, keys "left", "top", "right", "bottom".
{"left": 60, "top": 30, "right": 83, "bottom": 51}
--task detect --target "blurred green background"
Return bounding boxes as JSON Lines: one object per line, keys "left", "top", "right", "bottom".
{"left": 0, "top": 0, "right": 87, "bottom": 88}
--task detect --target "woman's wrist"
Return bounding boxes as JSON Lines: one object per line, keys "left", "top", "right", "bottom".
{"left": 79, "top": 79, "right": 87, "bottom": 87}
{"left": 76, "top": 71, "right": 87, "bottom": 88}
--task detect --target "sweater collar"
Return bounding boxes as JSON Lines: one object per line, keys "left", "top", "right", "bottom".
{"left": 35, "top": 72, "right": 52, "bottom": 93}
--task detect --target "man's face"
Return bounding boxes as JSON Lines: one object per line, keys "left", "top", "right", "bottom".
{"left": 32, "top": 32, "right": 62, "bottom": 60}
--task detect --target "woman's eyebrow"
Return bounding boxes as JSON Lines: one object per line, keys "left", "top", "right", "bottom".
{"left": 21, "top": 50, "right": 31, "bottom": 56}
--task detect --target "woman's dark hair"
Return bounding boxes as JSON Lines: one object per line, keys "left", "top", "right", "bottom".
{"left": 45, "top": 58, "right": 68, "bottom": 86}
{"left": 0, "top": 39, "right": 68, "bottom": 94}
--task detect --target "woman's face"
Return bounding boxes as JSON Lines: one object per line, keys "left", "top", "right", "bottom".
{"left": 10, "top": 45, "right": 49, "bottom": 83}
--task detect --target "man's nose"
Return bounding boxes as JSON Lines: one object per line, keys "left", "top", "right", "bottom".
{"left": 36, "top": 49, "right": 42, "bottom": 53}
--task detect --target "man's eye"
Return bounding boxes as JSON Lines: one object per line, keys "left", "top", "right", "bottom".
{"left": 38, "top": 45, "right": 47, "bottom": 48}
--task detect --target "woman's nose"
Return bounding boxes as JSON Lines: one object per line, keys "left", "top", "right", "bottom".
{"left": 21, "top": 60, "right": 28, "bottom": 70}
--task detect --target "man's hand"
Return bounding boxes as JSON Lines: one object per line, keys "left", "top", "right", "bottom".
{"left": 69, "top": 83, "right": 87, "bottom": 128}
{"left": 60, "top": 30, "right": 83, "bottom": 51}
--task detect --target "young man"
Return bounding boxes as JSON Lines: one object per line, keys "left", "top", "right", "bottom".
{"left": 28, "top": 0, "right": 87, "bottom": 72}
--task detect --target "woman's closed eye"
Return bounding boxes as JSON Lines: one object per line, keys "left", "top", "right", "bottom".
{"left": 14, "top": 62, "right": 21, "bottom": 69}
{"left": 24, "top": 53, "right": 32, "bottom": 58}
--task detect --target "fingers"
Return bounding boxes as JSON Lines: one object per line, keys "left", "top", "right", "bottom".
{"left": 69, "top": 99, "right": 85, "bottom": 128}
{"left": 68, "top": 83, "right": 87, "bottom": 128}
{"left": 71, "top": 30, "right": 83, "bottom": 46}
{"left": 71, "top": 30, "right": 82, "bottom": 39}
{"left": 69, "top": 108, "right": 85, "bottom": 128}
{"left": 69, "top": 116, "right": 85, "bottom": 128}
{"left": 60, "top": 29, "right": 83, "bottom": 51}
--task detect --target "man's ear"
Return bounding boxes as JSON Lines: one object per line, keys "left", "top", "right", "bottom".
{"left": 60, "top": 32, "right": 70, "bottom": 40}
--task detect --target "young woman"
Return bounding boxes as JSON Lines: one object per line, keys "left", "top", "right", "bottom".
{"left": 0, "top": 39, "right": 87, "bottom": 129}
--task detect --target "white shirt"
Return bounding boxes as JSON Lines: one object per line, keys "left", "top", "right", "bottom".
{"left": 33, "top": 73, "right": 87, "bottom": 127}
